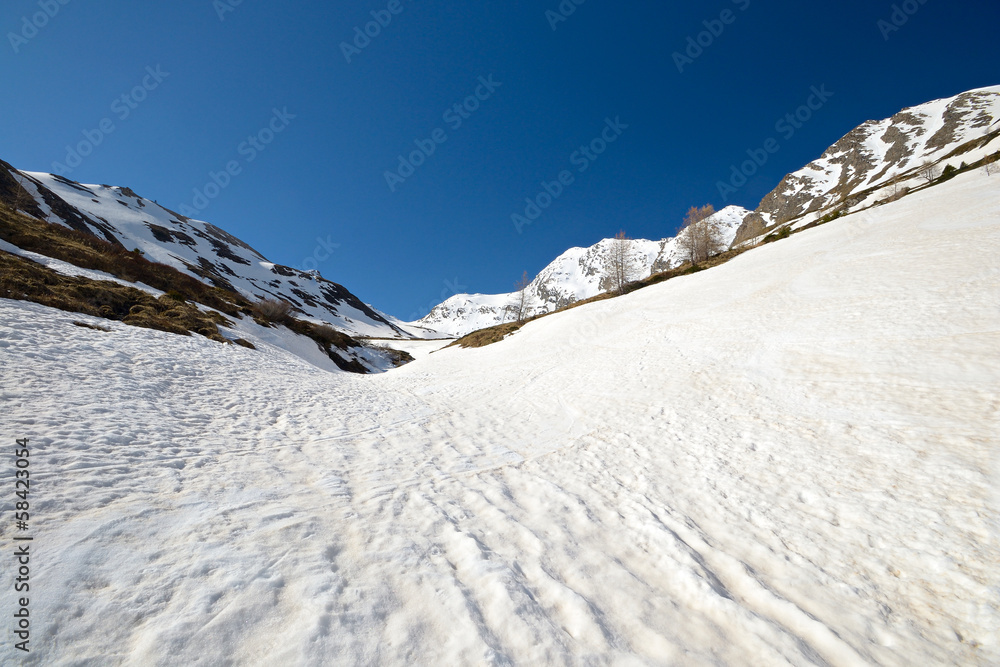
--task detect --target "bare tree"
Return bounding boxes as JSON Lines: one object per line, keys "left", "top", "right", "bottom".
{"left": 889, "top": 174, "right": 901, "bottom": 196}
{"left": 985, "top": 160, "right": 999, "bottom": 176}
{"left": 510, "top": 271, "right": 531, "bottom": 323}
{"left": 678, "top": 204, "right": 724, "bottom": 264}
{"left": 919, "top": 161, "right": 941, "bottom": 184}
{"left": 603, "top": 230, "right": 636, "bottom": 296}
{"left": 880, "top": 174, "right": 910, "bottom": 204}
{"left": 10, "top": 171, "right": 28, "bottom": 214}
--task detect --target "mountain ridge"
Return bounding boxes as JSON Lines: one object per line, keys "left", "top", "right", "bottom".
{"left": 0, "top": 161, "right": 418, "bottom": 340}
{"left": 415, "top": 85, "right": 1000, "bottom": 337}
{"left": 733, "top": 84, "right": 1000, "bottom": 244}
{"left": 3, "top": 85, "right": 998, "bottom": 345}
{"left": 413, "top": 205, "right": 750, "bottom": 337}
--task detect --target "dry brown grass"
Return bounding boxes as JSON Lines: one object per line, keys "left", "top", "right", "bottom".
{"left": 72, "top": 320, "right": 111, "bottom": 332}
{"left": 252, "top": 298, "right": 294, "bottom": 323}
{"left": 0, "top": 201, "right": 422, "bottom": 373}
{"left": 449, "top": 321, "right": 526, "bottom": 349}
{"left": 0, "top": 247, "right": 384, "bottom": 372}
{"left": 0, "top": 203, "right": 248, "bottom": 317}
{"left": 0, "top": 250, "right": 232, "bottom": 342}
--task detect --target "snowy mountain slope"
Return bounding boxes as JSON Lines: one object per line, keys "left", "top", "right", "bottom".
{"left": 0, "top": 161, "right": 414, "bottom": 339}
{"left": 415, "top": 205, "right": 749, "bottom": 337}
{"left": 2, "top": 169, "right": 997, "bottom": 664}
{"left": 734, "top": 84, "right": 1000, "bottom": 244}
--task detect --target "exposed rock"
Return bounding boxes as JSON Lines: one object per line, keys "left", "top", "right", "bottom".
{"left": 1, "top": 164, "right": 412, "bottom": 339}
{"left": 732, "top": 86, "right": 1000, "bottom": 246}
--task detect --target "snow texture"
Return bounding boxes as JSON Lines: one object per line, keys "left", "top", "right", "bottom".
{"left": 1, "top": 170, "right": 998, "bottom": 665}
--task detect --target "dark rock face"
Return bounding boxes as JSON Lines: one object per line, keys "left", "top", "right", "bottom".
{"left": 146, "top": 223, "right": 196, "bottom": 247}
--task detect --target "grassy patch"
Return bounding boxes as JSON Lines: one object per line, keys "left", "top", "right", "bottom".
{"left": 0, "top": 204, "right": 249, "bottom": 317}
{"left": 1, "top": 250, "right": 232, "bottom": 342}
{"left": 252, "top": 298, "right": 294, "bottom": 324}
{"left": 0, "top": 203, "right": 403, "bottom": 373}
{"left": 449, "top": 322, "right": 525, "bottom": 349}
{"left": 381, "top": 347, "right": 416, "bottom": 366}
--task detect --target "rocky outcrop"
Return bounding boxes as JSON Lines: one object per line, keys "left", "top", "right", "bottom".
{"left": 732, "top": 86, "right": 1000, "bottom": 246}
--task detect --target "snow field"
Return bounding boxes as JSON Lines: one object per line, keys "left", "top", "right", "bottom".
{"left": 0, "top": 170, "right": 998, "bottom": 665}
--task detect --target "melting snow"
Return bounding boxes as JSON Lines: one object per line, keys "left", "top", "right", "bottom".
{"left": 1, "top": 171, "right": 998, "bottom": 664}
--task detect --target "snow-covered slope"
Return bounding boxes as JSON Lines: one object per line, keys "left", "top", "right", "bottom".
{"left": 734, "top": 84, "right": 1000, "bottom": 244}
{"left": 415, "top": 205, "right": 749, "bottom": 337}
{"left": 1, "top": 163, "right": 414, "bottom": 339}
{"left": 2, "top": 169, "right": 997, "bottom": 664}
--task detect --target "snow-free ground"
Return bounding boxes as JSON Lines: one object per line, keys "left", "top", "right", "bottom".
{"left": 1, "top": 172, "right": 998, "bottom": 665}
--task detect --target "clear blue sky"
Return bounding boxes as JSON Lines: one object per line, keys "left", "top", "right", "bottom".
{"left": 3, "top": 0, "right": 998, "bottom": 319}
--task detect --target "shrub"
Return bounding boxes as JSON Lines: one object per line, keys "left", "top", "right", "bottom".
{"left": 879, "top": 186, "right": 909, "bottom": 205}
{"left": 252, "top": 298, "right": 294, "bottom": 323}
{"left": 763, "top": 226, "right": 791, "bottom": 243}
{"left": 817, "top": 209, "right": 844, "bottom": 224}
{"left": 311, "top": 323, "right": 355, "bottom": 350}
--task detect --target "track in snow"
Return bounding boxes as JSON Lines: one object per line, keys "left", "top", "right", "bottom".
{"left": 1, "top": 171, "right": 998, "bottom": 665}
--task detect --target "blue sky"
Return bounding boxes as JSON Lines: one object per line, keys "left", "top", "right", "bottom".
{"left": 3, "top": 0, "right": 999, "bottom": 319}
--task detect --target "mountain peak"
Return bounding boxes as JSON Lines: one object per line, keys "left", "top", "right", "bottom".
{"left": 733, "top": 85, "right": 1000, "bottom": 244}
{"left": 3, "top": 166, "right": 420, "bottom": 340}
{"left": 414, "top": 205, "right": 751, "bottom": 337}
